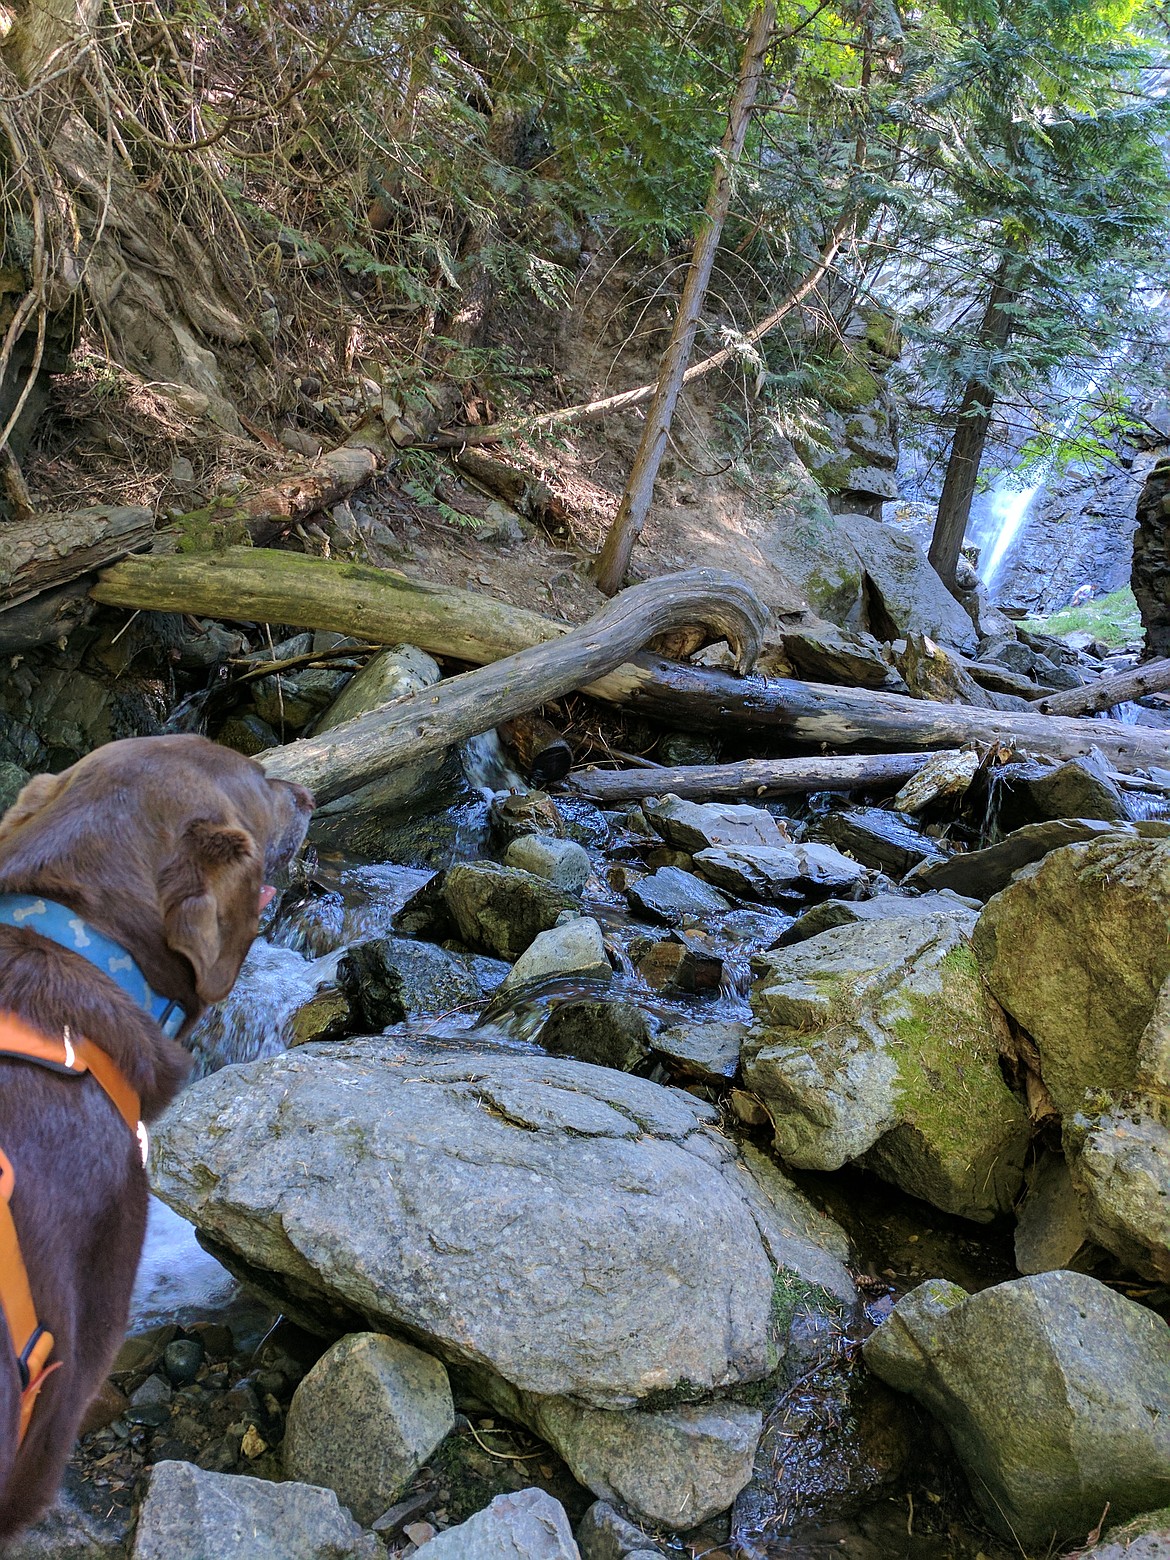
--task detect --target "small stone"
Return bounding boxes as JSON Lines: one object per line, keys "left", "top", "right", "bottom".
{"left": 416, "top": 1488, "right": 581, "bottom": 1558}
{"left": 636, "top": 938, "right": 723, "bottom": 995}
{"left": 695, "top": 842, "right": 866, "bottom": 901}
{"left": 626, "top": 867, "right": 732, "bottom": 925}
{"left": 505, "top": 834, "right": 592, "bottom": 894}
{"left": 240, "top": 1424, "right": 268, "bottom": 1459}
{"left": 539, "top": 1001, "right": 652, "bottom": 1071}
{"left": 163, "top": 1339, "right": 205, "bottom": 1387}
{"left": 577, "top": 1499, "right": 664, "bottom": 1558}
{"left": 500, "top": 917, "right": 611, "bottom": 992}
{"left": 643, "top": 796, "right": 789, "bottom": 852}
{"left": 816, "top": 808, "right": 943, "bottom": 877}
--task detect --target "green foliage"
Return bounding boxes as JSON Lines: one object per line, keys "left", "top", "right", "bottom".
{"left": 1020, "top": 585, "right": 1145, "bottom": 646}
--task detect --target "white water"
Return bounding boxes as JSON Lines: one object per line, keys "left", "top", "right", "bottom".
{"left": 976, "top": 478, "right": 1043, "bottom": 587}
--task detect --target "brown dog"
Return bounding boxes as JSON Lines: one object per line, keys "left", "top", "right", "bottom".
{"left": 0, "top": 734, "right": 312, "bottom": 1537}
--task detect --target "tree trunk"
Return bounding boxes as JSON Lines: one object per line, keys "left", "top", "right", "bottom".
{"left": 1032, "top": 657, "right": 1170, "bottom": 717}
{"left": 928, "top": 259, "right": 1017, "bottom": 589}
{"left": 569, "top": 752, "right": 936, "bottom": 802}
{"left": 260, "top": 570, "right": 767, "bottom": 801}
{"left": 592, "top": 1, "right": 776, "bottom": 595}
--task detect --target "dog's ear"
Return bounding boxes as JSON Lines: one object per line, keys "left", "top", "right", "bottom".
{"left": 158, "top": 817, "right": 263, "bottom": 1003}
{"left": 0, "top": 771, "right": 68, "bottom": 845}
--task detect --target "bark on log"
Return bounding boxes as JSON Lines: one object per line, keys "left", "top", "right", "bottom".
{"left": 259, "top": 570, "right": 767, "bottom": 802}
{"left": 93, "top": 546, "right": 1170, "bottom": 774}
{"left": 0, "top": 505, "right": 153, "bottom": 609}
{"left": 585, "top": 657, "right": 1170, "bottom": 774}
{"left": 1032, "top": 657, "right": 1170, "bottom": 718}
{"left": 568, "top": 752, "right": 938, "bottom": 803}
{"left": 93, "top": 546, "right": 564, "bottom": 665}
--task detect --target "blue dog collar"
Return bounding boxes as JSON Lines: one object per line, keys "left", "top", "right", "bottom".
{"left": 0, "top": 895, "right": 187, "bottom": 1039}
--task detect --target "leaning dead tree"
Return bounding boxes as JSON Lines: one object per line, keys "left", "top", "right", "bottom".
{"left": 260, "top": 570, "right": 767, "bottom": 802}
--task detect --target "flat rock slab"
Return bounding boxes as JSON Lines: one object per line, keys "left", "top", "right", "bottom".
{"left": 421, "top": 1488, "right": 580, "bottom": 1559}
{"left": 773, "top": 891, "right": 976, "bottom": 947}
{"left": 909, "top": 819, "right": 1170, "bottom": 901}
{"left": 695, "top": 843, "right": 866, "bottom": 902}
{"left": 652, "top": 1019, "right": 747, "bottom": 1082}
{"left": 643, "top": 796, "right": 789, "bottom": 852}
{"left": 151, "top": 1040, "right": 855, "bottom": 1411}
{"left": 746, "top": 914, "right": 1028, "bottom": 1220}
{"left": 863, "top": 1273, "right": 1170, "bottom": 1546}
{"left": 131, "top": 1461, "right": 380, "bottom": 1559}
{"left": 626, "top": 866, "right": 733, "bottom": 924}
{"left": 816, "top": 808, "right": 944, "bottom": 877}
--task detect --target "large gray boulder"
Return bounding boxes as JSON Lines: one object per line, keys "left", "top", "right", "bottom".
{"left": 500, "top": 917, "right": 611, "bottom": 992}
{"left": 836, "top": 511, "right": 978, "bottom": 653}
{"left": 863, "top": 1273, "right": 1170, "bottom": 1547}
{"left": 972, "top": 836, "right": 1170, "bottom": 1115}
{"left": 283, "top": 1332, "right": 454, "bottom": 1525}
{"left": 744, "top": 913, "right": 1029, "bottom": 1220}
{"left": 642, "top": 796, "right": 788, "bottom": 852}
{"left": 420, "top": 1489, "right": 580, "bottom": 1559}
{"left": 130, "top": 1461, "right": 380, "bottom": 1559}
{"left": 151, "top": 1041, "right": 855, "bottom": 1413}
{"left": 504, "top": 833, "right": 592, "bottom": 894}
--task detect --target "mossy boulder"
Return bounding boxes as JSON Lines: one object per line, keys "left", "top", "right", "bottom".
{"left": 972, "top": 836, "right": 1170, "bottom": 1116}
{"left": 863, "top": 1273, "right": 1170, "bottom": 1547}
{"left": 743, "top": 913, "right": 1029, "bottom": 1220}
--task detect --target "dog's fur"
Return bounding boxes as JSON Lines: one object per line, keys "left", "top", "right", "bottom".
{"left": 0, "top": 735, "right": 312, "bottom": 1537}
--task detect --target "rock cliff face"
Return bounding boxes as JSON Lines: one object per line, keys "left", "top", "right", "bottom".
{"left": 1133, "top": 453, "right": 1170, "bottom": 655}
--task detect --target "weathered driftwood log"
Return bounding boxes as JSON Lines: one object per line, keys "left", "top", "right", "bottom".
{"left": 584, "top": 657, "right": 1170, "bottom": 774}
{"left": 569, "top": 752, "right": 937, "bottom": 803}
{"left": 92, "top": 548, "right": 1170, "bottom": 773}
{"left": 1, "top": 506, "right": 153, "bottom": 610}
{"left": 1032, "top": 657, "right": 1170, "bottom": 718}
{"left": 260, "top": 571, "right": 767, "bottom": 802}
{"left": 0, "top": 580, "right": 93, "bottom": 652}
{"left": 93, "top": 545, "right": 562, "bottom": 665}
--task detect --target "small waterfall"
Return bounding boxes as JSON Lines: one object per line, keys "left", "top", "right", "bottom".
{"left": 975, "top": 479, "right": 1043, "bottom": 588}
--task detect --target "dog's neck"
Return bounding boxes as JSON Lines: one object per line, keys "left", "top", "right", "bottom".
{"left": 0, "top": 896, "right": 189, "bottom": 1038}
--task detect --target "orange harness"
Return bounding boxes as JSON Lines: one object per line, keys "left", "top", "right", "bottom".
{"left": 0, "top": 1012, "right": 144, "bottom": 1444}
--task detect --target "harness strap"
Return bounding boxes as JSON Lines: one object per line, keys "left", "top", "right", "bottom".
{"left": 0, "top": 1013, "right": 144, "bottom": 1445}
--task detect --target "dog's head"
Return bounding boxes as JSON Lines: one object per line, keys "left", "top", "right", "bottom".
{"left": 0, "top": 735, "right": 314, "bottom": 1027}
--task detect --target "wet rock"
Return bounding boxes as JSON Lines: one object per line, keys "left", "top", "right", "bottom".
{"left": 994, "top": 754, "right": 1131, "bottom": 830}
{"left": 643, "top": 795, "right": 788, "bottom": 852}
{"left": 892, "top": 748, "right": 980, "bottom": 814}
{"left": 972, "top": 836, "right": 1170, "bottom": 1114}
{"left": 130, "top": 1461, "right": 381, "bottom": 1558}
{"left": 420, "top": 1488, "right": 581, "bottom": 1559}
{"left": 287, "top": 983, "right": 353, "bottom": 1046}
{"left": 283, "top": 1332, "right": 454, "bottom": 1525}
{"left": 1065, "top": 1093, "right": 1170, "bottom": 1283}
{"left": 539, "top": 1000, "right": 652, "bottom": 1071}
{"left": 501, "top": 917, "right": 611, "bottom": 992}
{"left": 340, "top": 936, "right": 484, "bottom": 1026}
{"left": 217, "top": 712, "right": 280, "bottom": 756}
{"left": 489, "top": 789, "right": 567, "bottom": 846}
{"left": 694, "top": 842, "right": 866, "bottom": 902}
{"left": 576, "top": 1500, "right": 663, "bottom": 1558}
{"left": 635, "top": 936, "right": 723, "bottom": 995}
{"left": 773, "top": 890, "right": 977, "bottom": 947}
{"left": 816, "top": 807, "right": 944, "bottom": 876}
{"left": 625, "top": 866, "right": 732, "bottom": 925}
{"left": 862, "top": 1272, "right": 1170, "bottom": 1545}
{"left": 504, "top": 833, "right": 592, "bottom": 894}
{"left": 909, "top": 818, "right": 1169, "bottom": 900}
{"left": 652, "top": 1019, "right": 746, "bottom": 1082}
{"left": 745, "top": 914, "right": 1029, "bottom": 1220}
{"left": 151, "top": 1040, "right": 855, "bottom": 1413}
{"left": 163, "top": 1338, "right": 205, "bottom": 1387}
{"left": 1013, "top": 1154, "right": 1090, "bottom": 1275}
{"left": 252, "top": 667, "right": 350, "bottom": 732}
{"left": 443, "top": 862, "right": 580, "bottom": 960}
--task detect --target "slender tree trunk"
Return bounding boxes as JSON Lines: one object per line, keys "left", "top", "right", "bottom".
{"left": 593, "top": 0, "right": 776, "bottom": 596}
{"left": 928, "top": 259, "right": 1016, "bottom": 589}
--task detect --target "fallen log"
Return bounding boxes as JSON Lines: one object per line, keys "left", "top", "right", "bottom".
{"left": 568, "top": 752, "right": 938, "bottom": 803}
{"left": 1, "top": 505, "right": 153, "bottom": 610}
{"left": 260, "top": 570, "right": 766, "bottom": 802}
{"left": 92, "top": 548, "right": 1170, "bottom": 773}
{"left": 1032, "top": 657, "right": 1170, "bottom": 718}
{"left": 583, "top": 657, "right": 1170, "bottom": 775}
{"left": 93, "top": 545, "right": 563, "bottom": 666}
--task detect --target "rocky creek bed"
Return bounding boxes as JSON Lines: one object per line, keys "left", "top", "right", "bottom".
{"left": 3, "top": 681, "right": 1170, "bottom": 1560}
